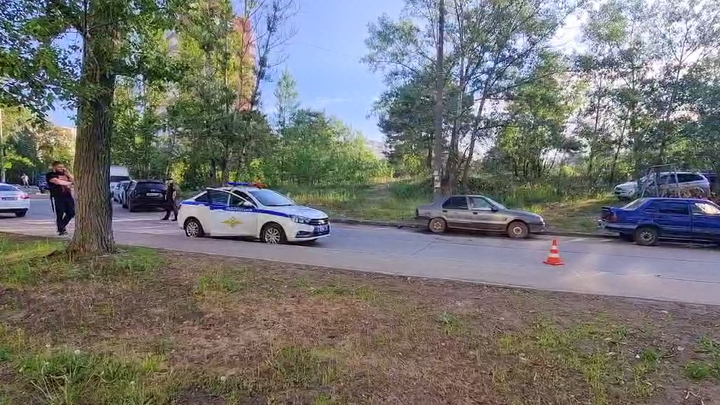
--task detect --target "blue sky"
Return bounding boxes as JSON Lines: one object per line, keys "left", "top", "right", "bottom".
{"left": 48, "top": 0, "right": 405, "bottom": 141}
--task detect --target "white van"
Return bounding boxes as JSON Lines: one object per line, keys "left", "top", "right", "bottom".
{"left": 109, "top": 165, "right": 131, "bottom": 195}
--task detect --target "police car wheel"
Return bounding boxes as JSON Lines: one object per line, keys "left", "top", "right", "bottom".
{"left": 184, "top": 218, "right": 205, "bottom": 238}
{"left": 261, "top": 223, "right": 286, "bottom": 244}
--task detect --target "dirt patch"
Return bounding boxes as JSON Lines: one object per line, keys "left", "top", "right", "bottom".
{"left": 1, "top": 235, "right": 720, "bottom": 404}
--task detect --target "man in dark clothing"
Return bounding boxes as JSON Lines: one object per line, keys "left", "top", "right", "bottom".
{"left": 161, "top": 178, "right": 178, "bottom": 221}
{"left": 46, "top": 161, "right": 75, "bottom": 236}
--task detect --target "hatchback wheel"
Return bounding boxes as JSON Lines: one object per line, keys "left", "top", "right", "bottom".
{"left": 262, "top": 223, "right": 286, "bottom": 244}
{"left": 428, "top": 217, "right": 447, "bottom": 233}
{"left": 184, "top": 218, "right": 205, "bottom": 238}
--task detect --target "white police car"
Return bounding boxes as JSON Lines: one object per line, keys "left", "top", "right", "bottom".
{"left": 177, "top": 182, "right": 330, "bottom": 244}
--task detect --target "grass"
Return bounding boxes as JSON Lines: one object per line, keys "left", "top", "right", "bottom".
{"left": 3, "top": 232, "right": 719, "bottom": 404}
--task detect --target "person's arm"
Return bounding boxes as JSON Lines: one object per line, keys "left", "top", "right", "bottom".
{"left": 63, "top": 170, "right": 74, "bottom": 182}
{"left": 47, "top": 173, "right": 72, "bottom": 186}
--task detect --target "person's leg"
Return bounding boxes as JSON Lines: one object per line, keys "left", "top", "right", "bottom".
{"left": 54, "top": 198, "right": 67, "bottom": 234}
{"left": 171, "top": 203, "right": 179, "bottom": 220}
{"left": 59, "top": 198, "right": 75, "bottom": 231}
{"left": 161, "top": 204, "right": 170, "bottom": 220}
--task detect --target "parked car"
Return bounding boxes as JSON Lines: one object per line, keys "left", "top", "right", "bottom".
{"left": 415, "top": 195, "right": 546, "bottom": 238}
{"left": 0, "top": 183, "right": 30, "bottom": 217}
{"left": 118, "top": 180, "right": 132, "bottom": 207}
{"left": 613, "top": 172, "right": 710, "bottom": 200}
{"left": 109, "top": 165, "right": 131, "bottom": 196}
{"left": 178, "top": 182, "right": 330, "bottom": 244}
{"left": 113, "top": 180, "right": 131, "bottom": 203}
{"left": 600, "top": 197, "right": 720, "bottom": 246}
{"left": 125, "top": 180, "right": 166, "bottom": 212}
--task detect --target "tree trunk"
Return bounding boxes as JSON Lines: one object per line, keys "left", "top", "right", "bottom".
{"left": 67, "top": 18, "right": 117, "bottom": 254}
{"left": 431, "top": 0, "right": 445, "bottom": 196}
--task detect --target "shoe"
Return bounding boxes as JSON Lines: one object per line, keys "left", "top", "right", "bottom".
{"left": 161, "top": 217, "right": 169, "bottom": 221}
{"left": 58, "top": 230, "right": 68, "bottom": 237}
{"left": 172, "top": 218, "right": 178, "bottom": 222}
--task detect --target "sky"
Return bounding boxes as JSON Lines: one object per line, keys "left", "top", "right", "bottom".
{"left": 47, "top": 0, "right": 406, "bottom": 141}
{"left": 47, "top": 0, "right": 582, "bottom": 142}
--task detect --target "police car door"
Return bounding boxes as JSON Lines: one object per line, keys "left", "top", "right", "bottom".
{"left": 207, "top": 189, "right": 257, "bottom": 237}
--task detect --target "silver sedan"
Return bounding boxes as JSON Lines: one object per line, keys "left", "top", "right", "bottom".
{"left": 415, "top": 195, "right": 546, "bottom": 238}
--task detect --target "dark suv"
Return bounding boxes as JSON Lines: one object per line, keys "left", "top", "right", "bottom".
{"left": 125, "top": 180, "right": 166, "bottom": 212}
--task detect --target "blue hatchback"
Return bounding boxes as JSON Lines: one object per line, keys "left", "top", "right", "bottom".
{"left": 600, "top": 197, "right": 720, "bottom": 246}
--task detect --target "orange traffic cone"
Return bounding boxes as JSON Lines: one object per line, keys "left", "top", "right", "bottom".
{"left": 543, "top": 239, "right": 565, "bottom": 266}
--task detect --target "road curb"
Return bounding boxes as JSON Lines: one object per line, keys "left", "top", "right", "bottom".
{"left": 330, "top": 217, "right": 617, "bottom": 239}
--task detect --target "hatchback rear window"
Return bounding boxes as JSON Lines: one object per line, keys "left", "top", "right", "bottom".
{"left": 622, "top": 198, "right": 648, "bottom": 210}
{"left": 135, "top": 182, "right": 165, "bottom": 191}
{"left": 0, "top": 185, "right": 18, "bottom": 192}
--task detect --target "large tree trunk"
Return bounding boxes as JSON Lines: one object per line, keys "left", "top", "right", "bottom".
{"left": 431, "top": 0, "right": 445, "bottom": 196}
{"left": 68, "top": 16, "right": 117, "bottom": 254}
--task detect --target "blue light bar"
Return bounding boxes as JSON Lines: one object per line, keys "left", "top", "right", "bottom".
{"left": 227, "top": 182, "right": 253, "bottom": 186}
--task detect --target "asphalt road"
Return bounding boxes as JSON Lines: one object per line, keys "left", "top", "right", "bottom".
{"left": 3, "top": 196, "right": 720, "bottom": 305}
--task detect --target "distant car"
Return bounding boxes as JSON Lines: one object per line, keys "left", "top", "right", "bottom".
{"left": 0, "top": 183, "right": 30, "bottom": 217}
{"left": 118, "top": 180, "right": 132, "bottom": 207}
{"left": 178, "top": 182, "right": 330, "bottom": 244}
{"left": 613, "top": 172, "right": 710, "bottom": 200}
{"left": 109, "top": 165, "right": 131, "bottom": 196}
{"left": 113, "top": 180, "right": 131, "bottom": 203}
{"left": 600, "top": 197, "right": 720, "bottom": 246}
{"left": 415, "top": 195, "right": 546, "bottom": 239}
{"left": 125, "top": 180, "right": 166, "bottom": 212}
{"left": 36, "top": 174, "right": 48, "bottom": 194}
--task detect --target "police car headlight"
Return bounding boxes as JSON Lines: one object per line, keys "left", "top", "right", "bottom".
{"left": 290, "top": 215, "right": 311, "bottom": 224}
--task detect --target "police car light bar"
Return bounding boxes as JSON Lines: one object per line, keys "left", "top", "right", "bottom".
{"left": 227, "top": 181, "right": 265, "bottom": 188}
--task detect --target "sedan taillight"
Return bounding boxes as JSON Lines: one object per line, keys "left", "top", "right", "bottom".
{"left": 20, "top": 194, "right": 29, "bottom": 199}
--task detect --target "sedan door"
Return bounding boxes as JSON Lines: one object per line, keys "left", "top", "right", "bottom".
{"left": 440, "top": 196, "right": 472, "bottom": 229}
{"left": 468, "top": 197, "right": 504, "bottom": 231}
{"left": 207, "top": 190, "right": 257, "bottom": 237}
{"left": 652, "top": 201, "right": 692, "bottom": 237}
{"left": 691, "top": 202, "right": 720, "bottom": 241}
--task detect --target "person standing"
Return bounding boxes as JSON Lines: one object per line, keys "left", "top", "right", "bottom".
{"left": 46, "top": 161, "right": 75, "bottom": 236}
{"left": 20, "top": 173, "right": 29, "bottom": 187}
{"left": 161, "top": 178, "right": 179, "bottom": 221}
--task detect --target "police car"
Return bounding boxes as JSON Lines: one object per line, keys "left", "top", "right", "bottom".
{"left": 177, "top": 182, "right": 330, "bottom": 244}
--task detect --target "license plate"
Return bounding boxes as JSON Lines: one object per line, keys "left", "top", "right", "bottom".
{"left": 1, "top": 197, "right": 17, "bottom": 201}
{"left": 146, "top": 193, "right": 160, "bottom": 197}
{"left": 314, "top": 225, "right": 329, "bottom": 233}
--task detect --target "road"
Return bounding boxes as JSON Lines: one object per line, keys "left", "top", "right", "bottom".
{"left": 2, "top": 196, "right": 720, "bottom": 305}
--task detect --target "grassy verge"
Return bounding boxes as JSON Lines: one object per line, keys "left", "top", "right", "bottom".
{"left": 1, "top": 233, "right": 719, "bottom": 404}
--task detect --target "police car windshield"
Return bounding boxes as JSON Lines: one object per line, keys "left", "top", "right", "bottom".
{"left": 249, "top": 189, "right": 295, "bottom": 206}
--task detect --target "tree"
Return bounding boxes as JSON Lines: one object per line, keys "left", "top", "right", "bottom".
{"left": 364, "top": 0, "right": 579, "bottom": 191}
{"left": 2, "top": 0, "right": 182, "bottom": 254}
{"left": 274, "top": 68, "right": 300, "bottom": 130}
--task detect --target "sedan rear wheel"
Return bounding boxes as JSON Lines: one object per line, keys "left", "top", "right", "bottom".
{"left": 634, "top": 226, "right": 658, "bottom": 246}
{"left": 428, "top": 217, "right": 447, "bottom": 233}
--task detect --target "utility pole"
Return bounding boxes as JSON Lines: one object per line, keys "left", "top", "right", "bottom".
{"left": 0, "top": 108, "right": 5, "bottom": 183}
{"left": 431, "top": 0, "right": 446, "bottom": 196}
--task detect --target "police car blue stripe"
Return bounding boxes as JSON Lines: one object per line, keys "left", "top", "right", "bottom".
{"left": 181, "top": 200, "right": 290, "bottom": 218}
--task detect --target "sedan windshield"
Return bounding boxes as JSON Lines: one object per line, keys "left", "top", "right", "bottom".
{"left": 483, "top": 196, "right": 507, "bottom": 210}
{"left": 250, "top": 189, "right": 295, "bottom": 206}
